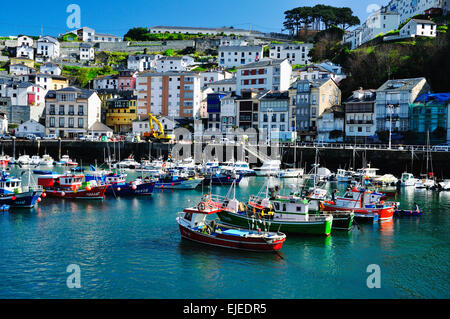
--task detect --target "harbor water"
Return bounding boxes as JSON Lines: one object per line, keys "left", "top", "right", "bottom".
{"left": 0, "top": 169, "right": 449, "bottom": 299}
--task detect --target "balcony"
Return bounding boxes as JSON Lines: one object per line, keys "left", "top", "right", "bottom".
{"left": 78, "top": 112, "right": 84, "bottom": 116}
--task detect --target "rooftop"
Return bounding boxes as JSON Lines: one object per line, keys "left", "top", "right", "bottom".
{"left": 377, "top": 77, "right": 426, "bottom": 91}
{"left": 237, "top": 58, "right": 286, "bottom": 70}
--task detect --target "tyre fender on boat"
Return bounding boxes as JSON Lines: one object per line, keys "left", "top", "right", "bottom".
{"left": 198, "top": 202, "right": 207, "bottom": 212}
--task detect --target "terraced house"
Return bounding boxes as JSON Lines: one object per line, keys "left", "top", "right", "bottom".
{"left": 45, "top": 87, "right": 101, "bottom": 138}
{"left": 105, "top": 96, "right": 137, "bottom": 133}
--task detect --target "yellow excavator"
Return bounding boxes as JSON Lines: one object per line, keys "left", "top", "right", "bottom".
{"left": 144, "top": 113, "right": 175, "bottom": 142}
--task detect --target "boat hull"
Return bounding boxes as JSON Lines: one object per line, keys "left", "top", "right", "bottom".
{"left": 216, "top": 210, "right": 332, "bottom": 236}
{"left": 44, "top": 185, "right": 108, "bottom": 200}
{"left": 202, "top": 174, "right": 243, "bottom": 186}
{"left": 178, "top": 223, "right": 285, "bottom": 252}
{"left": 105, "top": 182, "right": 155, "bottom": 196}
{"left": 155, "top": 178, "right": 203, "bottom": 190}
{"left": 0, "top": 190, "right": 42, "bottom": 208}
{"left": 323, "top": 202, "right": 394, "bottom": 221}
{"left": 394, "top": 209, "right": 423, "bottom": 217}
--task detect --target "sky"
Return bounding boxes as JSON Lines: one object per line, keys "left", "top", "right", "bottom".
{"left": 0, "top": 0, "right": 391, "bottom": 37}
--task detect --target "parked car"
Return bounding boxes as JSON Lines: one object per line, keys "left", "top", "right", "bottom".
{"left": 26, "top": 134, "right": 41, "bottom": 140}
{"left": 80, "top": 135, "right": 99, "bottom": 141}
{"left": 43, "top": 134, "right": 58, "bottom": 140}
{"left": 0, "top": 134, "right": 13, "bottom": 140}
{"left": 432, "top": 144, "right": 450, "bottom": 152}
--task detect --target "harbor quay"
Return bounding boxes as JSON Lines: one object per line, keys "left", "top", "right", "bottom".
{"left": 1, "top": 139, "right": 449, "bottom": 178}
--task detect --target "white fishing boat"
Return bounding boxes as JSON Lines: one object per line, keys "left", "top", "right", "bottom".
{"left": 220, "top": 161, "right": 255, "bottom": 176}
{"left": 336, "top": 169, "right": 354, "bottom": 183}
{"left": 415, "top": 177, "right": 436, "bottom": 189}
{"left": 278, "top": 168, "right": 304, "bottom": 178}
{"left": 439, "top": 179, "right": 450, "bottom": 190}
{"left": 114, "top": 157, "right": 140, "bottom": 169}
{"left": 401, "top": 172, "right": 417, "bottom": 187}
{"left": 254, "top": 159, "right": 281, "bottom": 176}
{"left": 30, "top": 156, "right": 41, "bottom": 166}
{"left": 39, "top": 154, "right": 54, "bottom": 166}
{"left": 374, "top": 174, "right": 398, "bottom": 185}
{"left": 17, "top": 155, "right": 31, "bottom": 165}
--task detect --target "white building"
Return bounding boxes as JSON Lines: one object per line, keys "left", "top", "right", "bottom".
{"left": 296, "top": 62, "right": 347, "bottom": 84}
{"left": 15, "top": 119, "right": 46, "bottom": 138}
{"left": 398, "top": 19, "right": 437, "bottom": 38}
{"left": 39, "top": 62, "right": 62, "bottom": 75}
{"left": 44, "top": 87, "right": 102, "bottom": 138}
{"left": 258, "top": 91, "right": 293, "bottom": 142}
{"left": 127, "top": 54, "right": 162, "bottom": 72}
{"left": 155, "top": 56, "right": 195, "bottom": 73}
{"left": 136, "top": 72, "right": 202, "bottom": 118}
{"left": 219, "top": 37, "right": 249, "bottom": 46}
{"left": 79, "top": 43, "right": 95, "bottom": 61}
{"left": 386, "top": 0, "right": 450, "bottom": 23}
{"left": 1, "top": 82, "right": 45, "bottom": 107}
{"left": 236, "top": 59, "right": 292, "bottom": 94}
{"left": 375, "top": 77, "right": 430, "bottom": 132}
{"left": 92, "top": 33, "right": 122, "bottom": 43}
{"left": 9, "top": 64, "right": 35, "bottom": 76}
{"left": 93, "top": 74, "right": 118, "bottom": 90}
{"left": 220, "top": 94, "right": 237, "bottom": 134}
{"left": 206, "top": 78, "right": 237, "bottom": 94}
{"left": 343, "top": 89, "right": 377, "bottom": 142}
{"left": 218, "top": 45, "right": 264, "bottom": 69}
{"left": 36, "top": 36, "right": 60, "bottom": 62}
{"left": 317, "top": 106, "right": 345, "bottom": 143}
{"left": 343, "top": 9, "right": 400, "bottom": 49}
{"left": 269, "top": 43, "right": 313, "bottom": 66}
{"left": 199, "top": 70, "right": 233, "bottom": 88}
{"left": 16, "top": 45, "right": 34, "bottom": 60}
{"left": 17, "top": 36, "right": 34, "bottom": 48}
{"left": 35, "top": 73, "right": 69, "bottom": 93}
{"left": 61, "top": 27, "right": 122, "bottom": 43}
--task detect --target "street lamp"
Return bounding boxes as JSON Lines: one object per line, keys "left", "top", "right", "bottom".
{"left": 387, "top": 104, "right": 395, "bottom": 149}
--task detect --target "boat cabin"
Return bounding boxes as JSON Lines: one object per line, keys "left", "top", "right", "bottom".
{"left": 38, "top": 174, "right": 84, "bottom": 190}
{"left": 0, "top": 177, "right": 22, "bottom": 194}
{"left": 271, "top": 197, "right": 309, "bottom": 221}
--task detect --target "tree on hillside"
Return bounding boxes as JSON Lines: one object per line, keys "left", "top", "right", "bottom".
{"left": 123, "top": 27, "right": 150, "bottom": 41}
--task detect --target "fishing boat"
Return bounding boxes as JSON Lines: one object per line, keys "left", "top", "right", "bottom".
{"left": 177, "top": 200, "right": 286, "bottom": 252}
{"left": 30, "top": 156, "right": 41, "bottom": 166}
{"left": 0, "top": 171, "right": 43, "bottom": 208}
{"left": 39, "top": 154, "right": 54, "bottom": 166}
{"left": 114, "top": 157, "right": 140, "bottom": 169}
{"left": 394, "top": 209, "right": 423, "bottom": 217}
{"left": 438, "top": 179, "right": 450, "bottom": 190}
{"left": 336, "top": 169, "right": 354, "bottom": 183}
{"left": 277, "top": 168, "right": 304, "bottom": 179}
{"left": 37, "top": 174, "right": 107, "bottom": 199}
{"left": 57, "top": 155, "right": 78, "bottom": 166}
{"left": 155, "top": 170, "right": 204, "bottom": 190}
{"left": 254, "top": 159, "right": 281, "bottom": 176}
{"left": 220, "top": 160, "right": 255, "bottom": 176}
{"left": 214, "top": 182, "right": 336, "bottom": 235}
{"left": 400, "top": 172, "right": 417, "bottom": 187}
{"left": 201, "top": 170, "right": 243, "bottom": 186}
{"left": 322, "top": 186, "right": 395, "bottom": 221}
{"left": 373, "top": 174, "right": 398, "bottom": 186}
{"left": 0, "top": 204, "right": 9, "bottom": 212}
{"left": 33, "top": 169, "right": 54, "bottom": 175}
{"left": 17, "top": 155, "right": 31, "bottom": 165}
{"left": 85, "top": 172, "right": 155, "bottom": 196}
{"left": 0, "top": 155, "right": 10, "bottom": 166}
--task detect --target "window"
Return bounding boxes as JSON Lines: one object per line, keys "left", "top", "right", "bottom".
{"left": 78, "top": 118, "right": 84, "bottom": 128}
{"left": 59, "top": 118, "right": 64, "bottom": 127}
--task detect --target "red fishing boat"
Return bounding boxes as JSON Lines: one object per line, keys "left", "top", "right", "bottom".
{"left": 177, "top": 200, "right": 286, "bottom": 252}
{"left": 37, "top": 174, "right": 108, "bottom": 199}
{"left": 322, "top": 187, "right": 394, "bottom": 221}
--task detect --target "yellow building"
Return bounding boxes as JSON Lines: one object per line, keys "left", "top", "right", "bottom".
{"left": 105, "top": 96, "right": 138, "bottom": 133}
{"left": 10, "top": 57, "right": 35, "bottom": 68}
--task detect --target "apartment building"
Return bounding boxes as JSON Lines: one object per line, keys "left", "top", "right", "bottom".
{"left": 386, "top": 0, "right": 450, "bottom": 23}
{"left": 296, "top": 62, "right": 347, "bottom": 84}
{"left": 295, "top": 78, "right": 341, "bottom": 141}
{"left": 235, "top": 89, "right": 266, "bottom": 130}
{"left": 79, "top": 43, "right": 95, "bottom": 61}
{"left": 155, "top": 56, "right": 195, "bottom": 72}
{"left": 317, "top": 106, "right": 345, "bottom": 143}
{"left": 105, "top": 96, "right": 137, "bottom": 133}
{"left": 269, "top": 43, "right": 313, "bottom": 66}
{"left": 200, "top": 70, "right": 233, "bottom": 88}
{"left": 127, "top": 54, "right": 162, "bottom": 72}
{"left": 218, "top": 45, "right": 263, "bottom": 69}
{"left": 375, "top": 77, "right": 430, "bottom": 132}
{"left": 206, "top": 78, "right": 236, "bottom": 94}
{"left": 236, "top": 59, "right": 292, "bottom": 94}
{"left": 220, "top": 94, "right": 237, "bottom": 134}
{"left": 118, "top": 69, "right": 137, "bottom": 92}
{"left": 35, "top": 73, "right": 69, "bottom": 92}
{"left": 136, "top": 72, "right": 202, "bottom": 118}
{"left": 343, "top": 89, "right": 377, "bottom": 143}
{"left": 206, "top": 93, "right": 227, "bottom": 131}
{"left": 39, "top": 62, "right": 62, "bottom": 75}
{"left": 258, "top": 91, "right": 293, "bottom": 142}
{"left": 45, "top": 87, "right": 101, "bottom": 138}
{"left": 36, "top": 36, "right": 60, "bottom": 62}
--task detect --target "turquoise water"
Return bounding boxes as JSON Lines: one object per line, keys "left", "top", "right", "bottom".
{"left": 0, "top": 170, "right": 449, "bottom": 299}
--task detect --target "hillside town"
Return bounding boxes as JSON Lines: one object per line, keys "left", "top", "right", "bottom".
{"left": 0, "top": 0, "right": 449, "bottom": 147}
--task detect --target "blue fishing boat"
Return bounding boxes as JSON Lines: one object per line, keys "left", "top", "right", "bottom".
{"left": 155, "top": 170, "right": 204, "bottom": 190}
{"left": 0, "top": 171, "right": 43, "bottom": 208}
{"left": 85, "top": 171, "right": 155, "bottom": 196}
{"left": 0, "top": 204, "right": 10, "bottom": 212}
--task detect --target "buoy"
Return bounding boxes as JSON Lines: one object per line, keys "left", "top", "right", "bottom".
{"left": 86, "top": 186, "right": 92, "bottom": 191}
{"left": 12, "top": 196, "right": 16, "bottom": 201}
{"left": 42, "top": 193, "right": 47, "bottom": 198}
{"left": 37, "top": 197, "right": 42, "bottom": 202}
{"left": 117, "top": 187, "right": 121, "bottom": 191}
{"left": 132, "top": 185, "right": 137, "bottom": 190}
{"left": 171, "top": 183, "right": 174, "bottom": 186}
{"left": 61, "top": 192, "right": 65, "bottom": 197}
